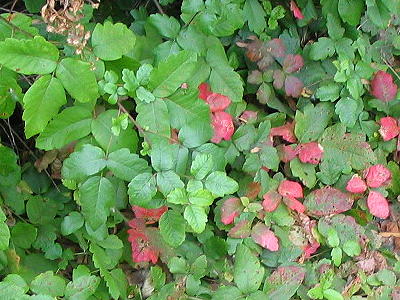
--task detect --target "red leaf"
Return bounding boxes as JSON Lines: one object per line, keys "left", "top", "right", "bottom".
{"left": 304, "top": 187, "right": 353, "bottom": 216}
{"left": 290, "top": 1, "right": 304, "bottom": 19}
{"left": 277, "top": 144, "right": 297, "bottom": 163}
{"left": 364, "top": 164, "right": 391, "bottom": 188}
{"left": 284, "top": 75, "right": 304, "bottom": 98}
{"left": 303, "top": 240, "right": 320, "bottom": 259}
{"left": 262, "top": 191, "right": 282, "bottom": 212}
{"left": 132, "top": 206, "right": 168, "bottom": 224}
{"left": 346, "top": 175, "right": 367, "bottom": 194}
{"left": 379, "top": 116, "right": 400, "bottom": 141}
{"left": 367, "top": 191, "right": 390, "bottom": 219}
{"left": 220, "top": 197, "right": 243, "bottom": 225}
{"left": 370, "top": 70, "right": 398, "bottom": 102}
{"left": 198, "top": 82, "right": 212, "bottom": 100}
{"left": 283, "top": 196, "right": 305, "bottom": 213}
{"left": 273, "top": 69, "right": 285, "bottom": 89}
{"left": 270, "top": 122, "right": 297, "bottom": 143}
{"left": 127, "top": 219, "right": 159, "bottom": 264}
{"left": 245, "top": 181, "right": 261, "bottom": 199}
{"left": 228, "top": 220, "right": 251, "bottom": 238}
{"left": 239, "top": 110, "right": 258, "bottom": 123}
{"left": 211, "top": 111, "right": 235, "bottom": 143}
{"left": 266, "top": 38, "right": 286, "bottom": 58}
{"left": 283, "top": 54, "right": 304, "bottom": 73}
{"left": 278, "top": 180, "right": 303, "bottom": 199}
{"left": 206, "top": 93, "right": 231, "bottom": 112}
{"left": 251, "top": 222, "right": 279, "bottom": 251}
{"left": 296, "top": 142, "right": 324, "bottom": 165}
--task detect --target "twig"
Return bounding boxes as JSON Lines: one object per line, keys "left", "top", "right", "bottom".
{"left": 382, "top": 57, "right": 400, "bottom": 82}
{"left": 10, "top": 0, "right": 17, "bottom": 12}
{"left": 0, "top": 15, "right": 35, "bottom": 38}
{"left": 379, "top": 232, "right": 400, "bottom": 238}
{"left": 152, "top": 0, "right": 165, "bottom": 14}
{"left": 3, "top": 121, "right": 61, "bottom": 192}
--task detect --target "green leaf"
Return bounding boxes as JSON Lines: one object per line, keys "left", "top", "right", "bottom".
{"left": 56, "top": 58, "right": 98, "bottom": 103}
{"left": 92, "top": 21, "right": 136, "bottom": 61}
{"left": 62, "top": 144, "right": 106, "bottom": 181}
{"left": 65, "top": 274, "right": 100, "bottom": 300}
{"left": 205, "top": 171, "right": 239, "bottom": 197}
{"left": 265, "top": 265, "right": 306, "bottom": 299}
{"left": 331, "top": 247, "right": 342, "bottom": 267}
{"left": 191, "top": 153, "right": 213, "bottom": 180}
{"left": 338, "top": 0, "right": 364, "bottom": 25}
{"left": 11, "top": 222, "right": 37, "bottom": 249}
{"left": 295, "top": 103, "right": 334, "bottom": 143}
{"left": 30, "top": 271, "right": 66, "bottom": 297}
{"left": 156, "top": 171, "right": 184, "bottom": 195}
{"left": 80, "top": 176, "right": 115, "bottom": 230}
{"left": 323, "top": 289, "right": 344, "bottom": 300}
{"left": 234, "top": 244, "right": 264, "bottom": 294}
{"left": 315, "top": 83, "right": 341, "bottom": 102}
{"left": 128, "top": 173, "right": 157, "bottom": 206}
{"left": 208, "top": 64, "right": 243, "bottom": 103}
{"left": 342, "top": 240, "right": 361, "bottom": 257}
{"left": 366, "top": 0, "right": 390, "bottom": 29}
{"left": 0, "top": 146, "right": 21, "bottom": 187}
{"left": 148, "top": 50, "right": 197, "bottom": 97}
{"left": 22, "top": 75, "right": 66, "bottom": 138}
{"left": 309, "top": 38, "right": 335, "bottom": 61}
{"left": 136, "top": 99, "right": 170, "bottom": 141}
{"left": 167, "top": 188, "right": 189, "bottom": 204}
{"left": 0, "top": 222, "right": 10, "bottom": 250}
{"left": 23, "top": 0, "right": 46, "bottom": 13}
{"left": 150, "top": 266, "right": 166, "bottom": 290}
{"left": 184, "top": 205, "right": 207, "bottom": 233}
{"left": 36, "top": 106, "right": 92, "bottom": 150}
{"left": 136, "top": 86, "right": 155, "bottom": 103}
{"left": 26, "top": 196, "right": 58, "bottom": 224}
{"left": 243, "top": 0, "right": 266, "bottom": 35}
{"left": 326, "top": 13, "right": 344, "bottom": 40}
{"left": 107, "top": 148, "right": 150, "bottom": 181}
{"left": 61, "top": 212, "right": 84, "bottom": 236}
{"left": 290, "top": 158, "right": 316, "bottom": 188}
{"left": 188, "top": 189, "right": 214, "bottom": 207}
{"left": 0, "top": 36, "right": 58, "bottom": 74}
{"left": 159, "top": 210, "right": 186, "bottom": 247}
{"left": 148, "top": 14, "right": 181, "bottom": 39}
{"left": 91, "top": 109, "right": 138, "bottom": 153}
{"left": 335, "top": 97, "right": 362, "bottom": 128}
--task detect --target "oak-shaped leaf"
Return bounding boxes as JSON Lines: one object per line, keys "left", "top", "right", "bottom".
{"left": 284, "top": 75, "right": 303, "bottom": 98}
{"left": 228, "top": 220, "right": 251, "bottom": 238}
{"left": 205, "top": 93, "right": 231, "bottom": 112}
{"left": 128, "top": 219, "right": 159, "bottom": 264}
{"left": 367, "top": 191, "right": 390, "bottom": 219}
{"left": 270, "top": 122, "right": 297, "bottom": 143}
{"left": 304, "top": 187, "right": 353, "bottom": 216}
{"left": 262, "top": 191, "right": 282, "bottom": 212}
{"left": 379, "top": 116, "right": 400, "bottom": 141}
{"left": 251, "top": 222, "right": 279, "bottom": 251}
{"left": 290, "top": 1, "right": 304, "bottom": 20}
{"left": 296, "top": 142, "right": 324, "bottom": 165}
{"left": 211, "top": 111, "right": 235, "bottom": 143}
{"left": 283, "top": 54, "right": 304, "bottom": 73}
{"left": 132, "top": 206, "right": 168, "bottom": 224}
{"left": 346, "top": 175, "right": 367, "bottom": 194}
{"left": 370, "top": 70, "right": 398, "bottom": 102}
{"left": 278, "top": 180, "right": 303, "bottom": 199}
{"left": 364, "top": 164, "right": 391, "bottom": 188}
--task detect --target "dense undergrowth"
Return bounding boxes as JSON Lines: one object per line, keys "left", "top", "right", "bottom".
{"left": 1, "top": 0, "right": 400, "bottom": 299}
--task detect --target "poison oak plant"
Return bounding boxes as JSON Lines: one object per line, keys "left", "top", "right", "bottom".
{"left": 1, "top": 0, "right": 400, "bottom": 299}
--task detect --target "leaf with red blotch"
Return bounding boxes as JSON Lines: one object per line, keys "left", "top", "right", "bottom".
{"left": 379, "top": 116, "right": 400, "bottom": 141}
{"left": 211, "top": 111, "right": 235, "bottom": 143}
{"left": 262, "top": 191, "right": 282, "bottom": 212}
{"left": 251, "top": 222, "right": 279, "bottom": 251}
{"left": 290, "top": 1, "right": 304, "bottom": 20}
{"left": 206, "top": 93, "right": 231, "bottom": 112}
{"left": 277, "top": 144, "right": 297, "bottom": 163}
{"left": 132, "top": 206, "right": 168, "bottom": 224}
{"left": 266, "top": 38, "right": 286, "bottom": 58}
{"left": 228, "top": 220, "right": 251, "bottom": 238}
{"left": 283, "top": 54, "right": 304, "bottom": 73}
{"left": 304, "top": 187, "right": 353, "bottom": 216}
{"left": 285, "top": 75, "right": 304, "bottom": 98}
{"left": 303, "top": 240, "right": 320, "bottom": 259}
{"left": 346, "top": 175, "right": 367, "bottom": 194}
{"left": 370, "top": 70, "right": 398, "bottom": 102}
{"left": 127, "top": 219, "right": 159, "bottom": 264}
{"left": 198, "top": 82, "right": 212, "bottom": 100}
{"left": 239, "top": 110, "right": 258, "bottom": 123}
{"left": 278, "top": 180, "right": 303, "bottom": 199}
{"left": 364, "top": 164, "right": 391, "bottom": 188}
{"left": 367, "top": 191, "right": 390, "bottom": 219}
{"left": 270, "top": 122, "right": 297, "bottom": 143}
{"left": 245, "top": 181, "right": 261, "bottom": 199}
{"left": 283, "top": 196, "right": 305, "bottom": 213}
{"left": 265, "top": 265, "right": 306, "bottom": 299}
{"left": 220, "top": 197, "right": 243, "bottom": 225}
{"left": 296, "top": 142, "right": 324, "bottom": 165}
